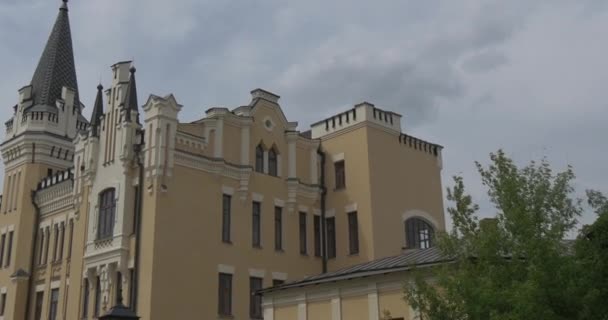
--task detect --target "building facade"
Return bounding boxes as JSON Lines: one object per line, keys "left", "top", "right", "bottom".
{"left": 0, "top": 1, "right": 445, "bottom": 319}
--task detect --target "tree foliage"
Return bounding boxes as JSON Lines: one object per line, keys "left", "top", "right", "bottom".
{"left": 405, "top": 150, "right": 606, "bottom": 320}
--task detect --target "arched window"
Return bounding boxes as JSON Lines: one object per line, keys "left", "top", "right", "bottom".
{"left": 255, "top": 144, "right": 264, "bottom": 173}
{"left": 268, "top": 147, "right": 278, "bottom": 176}
{"left": 404, "top": 218, "right": 434, "bottom": 249}
{"left": 97, "top": 188, "right": 116, "bottom": 240}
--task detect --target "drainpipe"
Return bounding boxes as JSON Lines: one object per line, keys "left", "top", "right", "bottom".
{"left": 25, "top": 189, "right": 42, "bottom": 320}
{"left": 317, "top": 147, "right": 328, "bottom": 273}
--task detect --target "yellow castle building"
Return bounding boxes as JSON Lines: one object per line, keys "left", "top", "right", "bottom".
{"left": 0, "top": 1, "right": 445, "bottom": 319}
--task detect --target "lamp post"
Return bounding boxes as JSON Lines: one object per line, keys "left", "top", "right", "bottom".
{"left": 101, "top": 128, "right": 144, "bottom": 319}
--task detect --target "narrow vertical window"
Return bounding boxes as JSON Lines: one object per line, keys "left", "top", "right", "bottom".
{"left": 44, "top": 227, "right": 50, "bottom": 264}
{"left": 82, "top": 279, "right": 89, "bottom": 318}
{"left": 249, "top": 277, "right": 263, "bottom": 319}
{"left": 274, "top": 206, "right": 282, "bottom": 251}
{"left": 255, "top": 144, "right": 264, "bottom": 173}
{"left": 129, "top": 269, "right": 136, "bottom": 310}
{"left": 218, "top": 273, "right": 232, "bottom": 316}
{"left": 348, "top": 212, "right": 359, "bottom": 255}
{"left": 67, "top": 220, "right": 73, "bottom": 259}
{"left": 326, "top": 217, "right": 336, "bottom": 259}
{"left": 299, "top": 212, "right": 307, "bottom": 255}
{"left": 268, "top": 148, "right": 278, "bottom": 176}
{"left": 35, "top": 291, "right": 44, "bottom": 320}
{"left": 58, "top": 222, "right": 65, "bottom": 261}
{"left": 37, "top": 230, "right": 44, "bottom": 265}
{"left": 132, "top": 185, "right": 139, "bottom": 234}
{"left": 116, "top": 272, "right": 122, "bottom": 305}
{"left": 0, "top": 233, "right": 5, "bottom": 267}
{"left": 405, "top": 218, "right": 434, "bottom": 249}
{"left": 5, "top": 231, "right": 13, "bottom": 267}
{"left": 252, "top": 202, "right": 261, "bottom": 248}
{"left": 314, "top": 215, "right": 321, "bottom": 257}
{"left": 222, "top": 195, "right": 232, "bottom": 243}
{"left": 0, "top": 292, "right": 6, "bottom": 316}
{"left": 49, "top": 288, "right": 59, "bottom": 320}
{"left": 52, "top": 225, "right": 59, "bottom": 262}
{"left": 98, "top": 188, "right": 116, "bottom": 240}
{"left": 94, "top": 276, "right": 101, "bottom": 317}
{"left": 334, "top": 160, "right": 346, "bottom": 189}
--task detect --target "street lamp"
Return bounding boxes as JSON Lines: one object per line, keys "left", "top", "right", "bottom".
{"left": 99, "top": 290, "right": 139, "bottom": 320}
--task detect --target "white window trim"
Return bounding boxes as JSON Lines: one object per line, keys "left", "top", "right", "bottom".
{"left": 252, "top": 193, "right": 264, "bottom": 202}
{"left": 222, "top": 186, "right": 235, "bottom": 196}
{"left": 217, "top": 264, "right": 235, "bottom": 274}
{"left": 332, "top": 152, "right": 345, "bottom": 162}
{"left": 249, "top": 268, "right": 266, "bottom": 278}
{"left": 345, "top": 203, "right": 358, "bottom": 213}
{"left": 50, "top": 280, "right": 61, "bottom": 289}
{"left": 271, "top": 272, "right": 287, "bottom": 281}
{"left": 274, "top": 198, "right": 285, "bottom": 208}
{"left": 298, "top": 205, "right": 309, "bottom": 213}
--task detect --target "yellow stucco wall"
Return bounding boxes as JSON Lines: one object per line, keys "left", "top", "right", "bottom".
{"left": 341, "top": 295, "right": 370, "bottom": 320}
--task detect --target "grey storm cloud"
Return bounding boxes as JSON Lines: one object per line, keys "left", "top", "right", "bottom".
{"left": 1, "top": 0, "right": 607, "bottom": 232}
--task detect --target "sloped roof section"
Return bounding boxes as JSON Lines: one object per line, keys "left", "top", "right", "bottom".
{"left": 261, "top": 247, "right": 451, "bottom": 293}
{"left": 30, "top": 0, "right": 79, "bottom": 108}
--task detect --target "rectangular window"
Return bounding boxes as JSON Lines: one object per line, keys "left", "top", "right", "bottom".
{"left": 37, "top": 230, "right": 44, "bottom": 265}
{"left": 314, "top": 215, "right": 321, "bottom": 257}
{"left": 0, "top": 292, "right": 6, "bottom": 316}
{"left": 116, "top": 272, "right": 122, "bottom": 305}
{"left": 129, "top": 269, "right": 136, "bottom": 310}
{"left": 274, "top": 206, "right": 283, "bottom": 251}
{"left": 327, "top": 217, "right": 336, "bottom": 259}
{"left": 252, "top": 201, "right": 261, "bottom": 248}
{"left": 94, "top": 276, "right": 101, "bottom": 317}
{"left": 222, "top": 195, "right": 231, "bottom": 243}
{"left": 52, "top": 225, "right": 59, "bottom": 262}
{"left": 35, "top": 292, "right": 44, "bottom": 320}
{"left": 335, "top": 160, "right": 346, "bottom": 189}
{"left": 273, "top": 279, "right": 285, "bottom": 286}
{"left": 348, "top": 212, "right": 360, "bottom": 255}
{"left": 82, "top": 280, "right": 89, "bottom": 318}
{"left": 67, "top": 220, "right": 73, "bottom": 259}
{"left": 299, "top": 212, "right": 307, "bottom": 255}
{"left": 58, "top": 222, "right": 65, "bottom": 261}
{"left": 0, "top": 233, "right": 5, "bottom": 267}
{"left": 44, "top": 227, "right": 50, "bottom": 264}
{"left": 132, "top": 186, "right": 139, "bottom": 234}
{"left": 49, "top": 288, "right": 59, "bottom": 320}
{"left": 5, "top": 231, "right": 13, "bottom": 267}
{"left": 218, "top": 273, "right": 232, "bottom": 316}
{"left": 250, "top": 277, "right": 263, "bottom": 319}
{"left": 98, "top": 188, "right": 116, "bottom": 240}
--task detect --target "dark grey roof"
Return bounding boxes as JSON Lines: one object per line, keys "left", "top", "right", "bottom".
{"left": 261, "top": 247, "right": 450, "bottom": 294}
{"left": 123, "top": 67, "right": 139, "bottom": 123}
{"left": 90, "top": 84, "right": 104, "bottom": 136}
{"left": 30, "top": 0, "right": 79, "bottom": 108}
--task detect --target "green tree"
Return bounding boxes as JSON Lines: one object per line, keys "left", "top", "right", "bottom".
{"left": 405, "top": 150, "right": 597, "bottom": 320}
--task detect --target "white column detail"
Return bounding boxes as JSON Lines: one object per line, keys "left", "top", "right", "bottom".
{"left": 287, "top": 133, "right": 297, "bottom": 178}
{"left": 331, "top": 297, "right": 342, "bottom": 320}
{"left": 310, "top": 149, "right": 318, "bottom": 184}
{"left": 298, "top": 301, "right": 307, "bottom": 320}
{"left": 368, "top": 289, "right": 380, "bottom": 320}
{"left": 240, "top": 123, "right": 250, "bottom": 165}
{"left": 214, "top": 117, "right": 224, "bottom": 158}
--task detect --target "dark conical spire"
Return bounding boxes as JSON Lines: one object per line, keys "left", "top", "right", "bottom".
{"left": 123, "top": 66, "right": 139, "bottom": 123}
{"left": 90, "top": 84, "right": 104, "bottom": 137}
{"left": 30, "top": 0, "right": 79, "bottom": 107}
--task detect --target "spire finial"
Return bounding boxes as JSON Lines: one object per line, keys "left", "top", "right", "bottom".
{"left": 60, "top": 0, "right": 68, "bottom": 11}
{"left": 97, "top": 83, "right": 103, "bottom": 91}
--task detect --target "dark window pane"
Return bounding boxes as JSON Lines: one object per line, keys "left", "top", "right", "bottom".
{"left": 5, "top": 231, "right": 13, "bottom": 267}
{"left": 404, "top": 218, "right": 434, "bottom": 249}
{"left": 314, "top": 215, "right": 321, "bottom": 257}
{"left": 299, "top": 212, "right": 307, "bottom": 255}
{"left": 35, "top": 291, "right": 44, "bottom": 320}
{"left": 98, "top": 188, "right": 116, "bottom": 240}
{"left": 255, "top": 145, "right": 264, "bottom": 173}
{"left": 274, "top": 206, "right": 283, "bottom": 251}
{"left": 49, "top": 288, "right": 59, "bottom": 320}
{"left": 94, "top": 276, "right": 101, "bottom": 316}
{"left": 335, "top": 160, "right": 346, "bottom": 189}
{"left": 0, "top": 234, "right": 5, "bottom": 267}
{"left": 218, "top": 273, "right": 232, "bottom": 316}
{"left": 0, "top": 293, "right": 6, "bottom": 316}
{"left": 250, "top": 277, "right": 263, "bottom": 319}
{"left": 348, "top": 212, "right": 359, "bottom": 254}
{"left": 327, "top": 217, "right": 336, "bottom": 259}
{"left": 222, "top": 195, "right": 231, "bottom": 243}
{"left": 252, "top": 202, "right": 261, "bottom": 247}
{"left": 268, "top": 148, "right": 278, "bottom": 176}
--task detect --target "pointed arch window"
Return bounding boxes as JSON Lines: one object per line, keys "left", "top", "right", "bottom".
{"left": 97, "top": 188, "right": 116, "bottom": 240}
{"left": 404, "top": 218, "right": 434, "bottom": 249}
{"left": 255, "top": 144, "right": 264, "bottom": 173}
{"left": 268, "top": 147, "right": 278, "bottom": 176}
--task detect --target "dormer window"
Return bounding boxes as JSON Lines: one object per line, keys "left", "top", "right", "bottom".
{"left": 404, "top": 218, "right": 434, "bottom": 249}
{"left": 97, "top": 188, "right": 116, "bottom": 240}
{"left": 255, "top": 144, "right": 264, "bottom": 173}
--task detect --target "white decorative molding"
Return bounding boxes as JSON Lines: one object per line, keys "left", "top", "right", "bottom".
{"left": 51, "top": 280, "right": 61, "bottom": 289}
{"left": 325, "top": 209, "right": 336, "bottom": 218}
{"left": 272, "top": 272, "right": 287, "bottom": 281}
{"left": 368, "top": 290, "right": 380, "bottom": 320}
{"left": 345, "top": 203, "right": 358, "bottom": 213}
{"left": 249, "top": 268, "right": 266, "bottom": 278}
{"left": 7, "top": 225, "right": 14, "bottom": 232}
{"left": 222, "top": 185, "right": 235, "bottom": 196}
{"left": 331, "top": 152, "right": 345, "bottom": 162}
{"left": 217, "top": 264, "right": 235, "bottom": 274}
{"left": 0, "top": 287, "right": 6, "bottom": 294}
{"left": 313, "top": 209, "right": 321, "bottom": 216}
{"left": 35, "top": 284, "right": 45, "bottom": 292}
{"left": 252, "top": 192, "right": 264, "bottom": 202}
{"left": 298, "top": 301, "right": 307, "bottom": 320}
{"left": 274, "top": 198, "right": 285, "bottom": 208}
{"left": 298, "top": 205, "right": 309, "bottom": 213}
{"left": 331, "top": 297, "right": 342, "bottom": 320}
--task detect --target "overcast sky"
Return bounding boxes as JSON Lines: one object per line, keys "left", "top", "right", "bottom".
{"left": 1, "top": 0, "right": 606, "bottom": 232}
